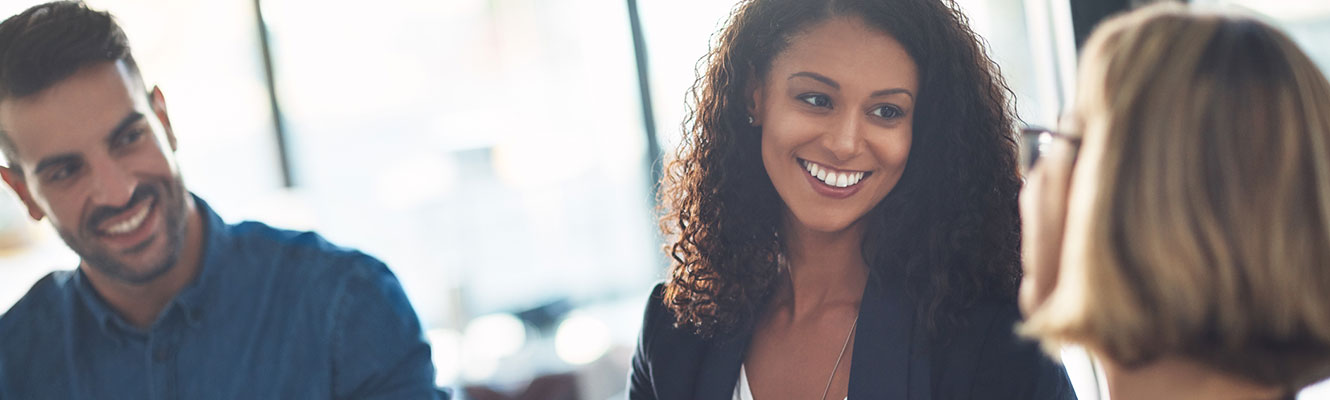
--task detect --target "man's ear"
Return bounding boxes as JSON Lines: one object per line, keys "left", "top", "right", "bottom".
{"left": 1, "top": 167, "right": 45, "bottom": 221}
{"left": 150, "top": 86, "right": 177, "bottom": 151}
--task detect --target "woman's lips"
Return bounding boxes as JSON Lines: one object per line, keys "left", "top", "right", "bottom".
{"left": 799, "top": 158, "right": 871, "bottom": 199}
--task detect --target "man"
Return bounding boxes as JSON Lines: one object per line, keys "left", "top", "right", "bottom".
{"left": 0, "top": 2, "right": 440, "bottom": 398}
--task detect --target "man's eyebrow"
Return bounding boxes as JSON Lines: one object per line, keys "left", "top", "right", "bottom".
{"left": 103, "top": 111, "right": 145, "bottom": 145}
{"left": 31, "top": 112, "right": 145, "bottom": 175}
{"left": 789, "top": 72, "right": 839, "bottom": 89}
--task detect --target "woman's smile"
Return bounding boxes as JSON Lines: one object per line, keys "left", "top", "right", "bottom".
{"left": 799, "top": 158, "right": 870, "bottom": 188}
{"left": 798, "top": 158, "right": 872, "bottom": 200}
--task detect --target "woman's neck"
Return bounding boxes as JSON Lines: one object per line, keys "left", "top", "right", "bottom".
{"left": 1103, "top": 356, "right": 1285, "bottom": 400}
{"left": 776, "top": 216, "right": 870, "bottom": 319}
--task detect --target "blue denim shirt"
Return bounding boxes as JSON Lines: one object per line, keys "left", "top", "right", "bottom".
{"left": 0, "top": 196, "right": 439, "bottom": 399}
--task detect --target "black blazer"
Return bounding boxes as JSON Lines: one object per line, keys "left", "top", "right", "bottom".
{"left": 628, "top": 277, "right": 1077, "bottom": 400}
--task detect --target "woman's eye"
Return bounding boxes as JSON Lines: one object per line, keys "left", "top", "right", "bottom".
{"left": 871, "top": 105, "right": 903, "bottom": 119}
{"left": 798, "top": 94, "right": 832, "bottom": 108}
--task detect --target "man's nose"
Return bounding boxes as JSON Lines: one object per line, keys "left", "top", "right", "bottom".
{"left": 87, "top": 155, "right": 136, "bottom": 208}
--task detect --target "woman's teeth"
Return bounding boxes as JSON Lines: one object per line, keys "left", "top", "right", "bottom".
{"left": 802, "top": 160, "right": 866, "bottom": 188}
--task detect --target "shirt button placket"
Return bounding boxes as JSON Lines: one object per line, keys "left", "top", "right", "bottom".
{"left": 153, "top": 346, "right": 171, "bottom": 362}
{"left": 147, "top": 331, "right": 177, "bottom": 400}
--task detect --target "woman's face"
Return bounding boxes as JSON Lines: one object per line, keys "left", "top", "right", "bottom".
{"left": 751, "top": 16, "right": 918, "bottom": 234}
{"left": 1018, "top": 125, "right": 1078, "bottom": 315}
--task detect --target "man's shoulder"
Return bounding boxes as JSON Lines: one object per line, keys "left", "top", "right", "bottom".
{"left": 0, "top": 271, "right": 79, "bottom": 398}
{"left": 0, "top": 270, "right": 77, "bottom": 345}
{"left": 1, "top": 270, "right": 77, "bottom": 323}
{"left": 221, "top": 220, "right": 392, "bottom": 287}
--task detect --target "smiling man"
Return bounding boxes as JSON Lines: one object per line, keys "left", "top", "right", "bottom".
{"left": 0, "top": 2, "right": 439, "bottom": 399}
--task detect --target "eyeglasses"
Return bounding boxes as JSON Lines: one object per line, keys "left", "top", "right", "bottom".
{"left": 1019, "top": 126, "right": 1081, "bottom": 175}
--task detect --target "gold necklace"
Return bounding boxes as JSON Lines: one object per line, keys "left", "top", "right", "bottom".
{"left": 819, "top": 315, "right": 859, "bottom": 400}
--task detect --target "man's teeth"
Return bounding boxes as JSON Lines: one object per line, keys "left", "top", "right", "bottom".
{"left": 803, "top": 161, "right": 865, "bottom": 188}
{"left": 103, "top": 204, "right": 150, "bottom": 235}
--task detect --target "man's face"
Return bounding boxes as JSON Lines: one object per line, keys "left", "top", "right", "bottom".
{"left": 0, "top": 60, "right": 189, "bottom": 285}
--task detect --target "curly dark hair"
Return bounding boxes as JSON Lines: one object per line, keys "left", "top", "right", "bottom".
{"left": 660, "top": 0, "right": 1023, "bottom": 338}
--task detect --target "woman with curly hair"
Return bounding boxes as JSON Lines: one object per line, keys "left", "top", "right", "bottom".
{"left": 629, "top": 0, "right": 1074, "bottom": 399}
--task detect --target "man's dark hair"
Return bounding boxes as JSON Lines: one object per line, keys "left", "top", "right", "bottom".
{"left": 0, "top": 1, "right": 139, "bottom": 171}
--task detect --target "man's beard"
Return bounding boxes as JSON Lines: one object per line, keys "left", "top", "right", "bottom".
{"left": 58, "top": 176, "right": 190, "bottom": 285}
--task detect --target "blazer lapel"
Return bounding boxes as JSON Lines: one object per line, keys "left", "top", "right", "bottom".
{"left": 692, "top": 331, "right": 750, "bottom": 400}
{"left": 847, "top": 276, "right": 932, "bottom": 399}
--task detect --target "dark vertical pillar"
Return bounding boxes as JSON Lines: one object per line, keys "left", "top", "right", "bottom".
{"left": 252, "top": 0, "right": 295, "bottom": 188}
{"left": 625, "top": 0, "right": 663, "bottom": 196}
{"left": 1069, "top": 0, "right": 1130, "bottom": 51}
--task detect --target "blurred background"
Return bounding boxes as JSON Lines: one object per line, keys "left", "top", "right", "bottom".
{"left": 0, "top": 0, "right": 1326, "bottom": 399}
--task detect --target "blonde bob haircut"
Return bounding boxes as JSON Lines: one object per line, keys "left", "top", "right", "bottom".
{"left": 1021, "top": 3, "right": 1330, "bottom": 390}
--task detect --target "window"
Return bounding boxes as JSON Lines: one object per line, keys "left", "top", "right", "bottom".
{"left": 260, "top": 0, "right": 659, "bottom": 386}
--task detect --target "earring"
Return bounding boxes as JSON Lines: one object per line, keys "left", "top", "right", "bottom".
{"left": 747, "top": 115, "right": 755, "bottom": 125}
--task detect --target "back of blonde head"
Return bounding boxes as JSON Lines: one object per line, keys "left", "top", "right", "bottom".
{"left": 1022, "top": 3, "right": 1330, "bottom": 390}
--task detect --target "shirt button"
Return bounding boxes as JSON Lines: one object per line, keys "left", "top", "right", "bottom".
{"left": 154, "top": 348, "right": 170, "bottom": 362}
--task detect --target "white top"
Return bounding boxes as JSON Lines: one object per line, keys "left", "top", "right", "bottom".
{"left": 733, "top": 365, "right": 754, "bottom": 400}
{"left": 733, "top": 365, "right": 849, "bottom": 400}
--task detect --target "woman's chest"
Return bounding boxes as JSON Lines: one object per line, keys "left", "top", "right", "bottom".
{"left": 743, "top": 315, "right": 859, "bottom": 400}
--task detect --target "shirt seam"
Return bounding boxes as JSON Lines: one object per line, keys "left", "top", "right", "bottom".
{"left": 326, "top": 263, "right": 355, "bottom": 398}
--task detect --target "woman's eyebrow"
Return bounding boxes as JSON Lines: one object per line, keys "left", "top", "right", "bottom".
{"left": 871, "top": 88, "right": 913, "bottom": 99}
{"left": 789, "top": 71, "right": 838, "bottom": 89}
{"left": 789, "top": 72, "right": 913, "bottom": 100}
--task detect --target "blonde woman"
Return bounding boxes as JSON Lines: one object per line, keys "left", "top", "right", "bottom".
{"left": 1020, "top": 3, "right": 1330, "bottom": 400}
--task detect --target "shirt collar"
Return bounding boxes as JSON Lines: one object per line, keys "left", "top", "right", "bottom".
{"left": 71, "top": 193, "right": 230, "bottom": 336}
{"left": 72, "top": 267, "right": 130, "bottom": 337}
{"left": 170, "top": 194, "right": 228, "bottom": 327}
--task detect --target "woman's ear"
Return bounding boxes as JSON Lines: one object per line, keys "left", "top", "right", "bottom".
{"left": 746, "top": 78, "right": 764, "bottom": 126}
